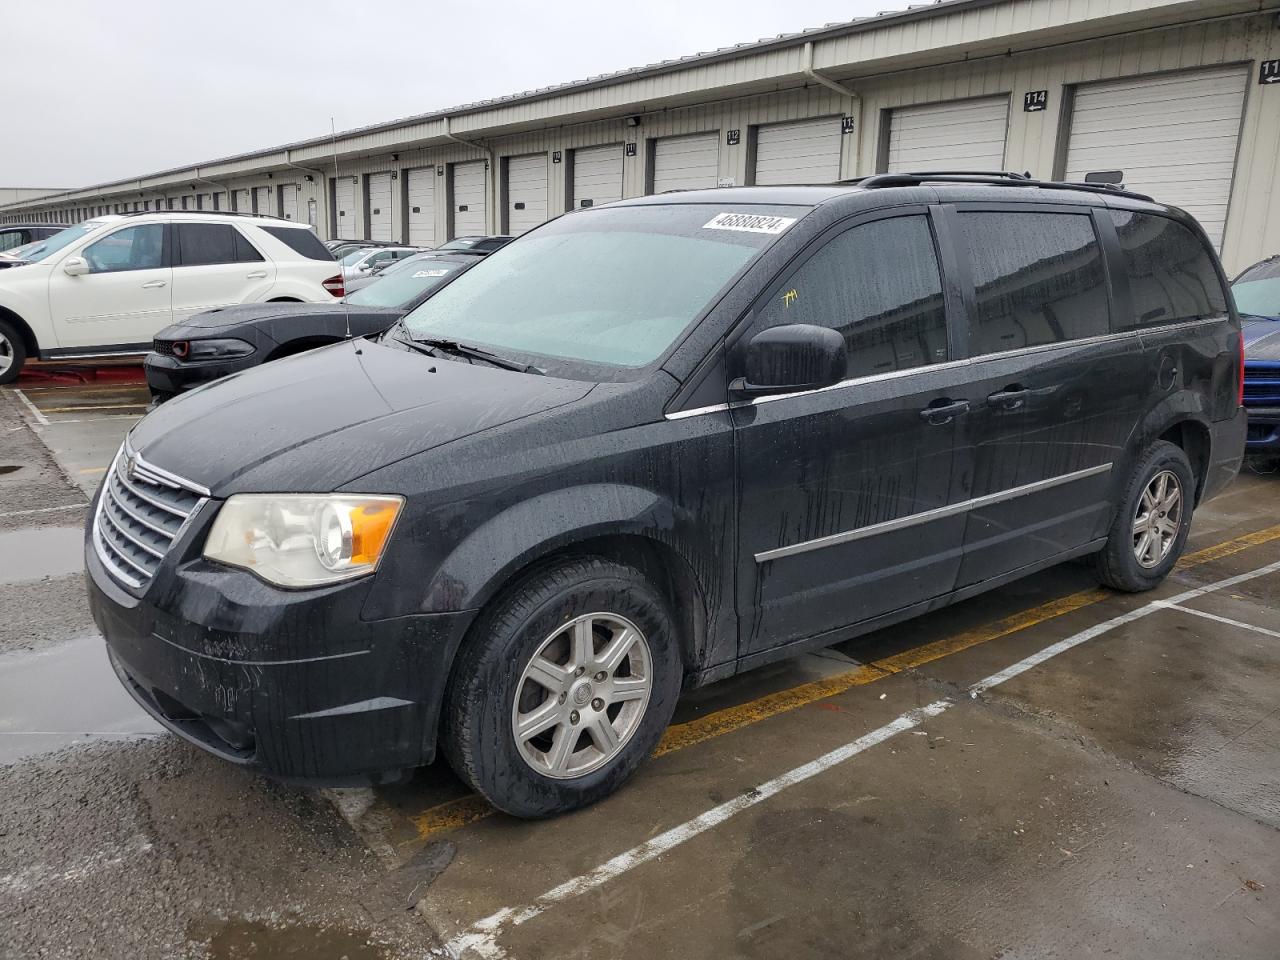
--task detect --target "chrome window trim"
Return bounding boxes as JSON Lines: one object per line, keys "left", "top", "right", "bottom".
{"left": 662, "top": 316, "right": 1225, "bottom": 420}
{"left": 755, "top": 462, "right": 1113, "bottom": 563}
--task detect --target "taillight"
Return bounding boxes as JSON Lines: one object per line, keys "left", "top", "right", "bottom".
{"left": 1238, "top": 332, "right": 1246, "bottom": 408}
{"left": 322, "top": 274, "right": 345, "bottom": 298}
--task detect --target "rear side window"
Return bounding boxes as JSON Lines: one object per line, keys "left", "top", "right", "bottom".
{"left": 0, "top": 228, "right": 32, "bottom": 251}
{"left": 176, "top": 223, "right": 263, "bottom": 266}
{"left": 752, "top": 215, "right": 948, "bottom": 379}
{"left": 959, "top": 212, "right": 1109, "bottom": 356}
{"left": 259, "top": 226, "right": 334, "bottom": 261}
{"left": 1110, "top": 211, "right": 1228, "bottom": 329}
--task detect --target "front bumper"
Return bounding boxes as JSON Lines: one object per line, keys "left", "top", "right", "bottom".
{"left": 86, "top": 509, "right": 476, "bottom": 783}
{"left": 144, "top": 352, "right": 261, "bottom": 401}
{"left": 1245, "top": 406, "right": 1280, "bottom": 453}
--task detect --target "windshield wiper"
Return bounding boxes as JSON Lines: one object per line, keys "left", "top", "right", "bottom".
{"left": 387, "top": 327, "right": 543, "bottom": 374}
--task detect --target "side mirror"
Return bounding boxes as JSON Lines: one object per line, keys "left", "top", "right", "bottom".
{"left": 731, "top": 324, "right": 848, "bottom": 398}
{"left": 63, "top": 257, "right": 89, "bottom": 277}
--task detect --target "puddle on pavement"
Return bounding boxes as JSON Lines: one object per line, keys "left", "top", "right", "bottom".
{"left": 191, "top": 918, "right": 397, "bottom": 960}
{"left": 0, "top": 635, "right": 162, "bottom": 764}
{"left": 0, "top": 525, "right": 85, "bottom": 584}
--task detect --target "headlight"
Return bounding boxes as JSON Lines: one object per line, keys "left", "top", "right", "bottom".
{"left": 203, "top": 494, "right": 404, "bottom": 587}
{"left": 173, "top": 338, "right": 254, "bottom": 361}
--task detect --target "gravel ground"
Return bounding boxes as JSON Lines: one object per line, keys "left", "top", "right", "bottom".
{"left": 0, "top": 737, "right": 444, "bottom": 959}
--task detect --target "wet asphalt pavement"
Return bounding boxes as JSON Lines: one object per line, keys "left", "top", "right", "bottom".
{"left": 1, "top": 372, "right": 1278, "bottom": 959}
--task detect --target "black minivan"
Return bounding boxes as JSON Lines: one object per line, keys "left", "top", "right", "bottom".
{"left": 86, "top": 174, "right": 1247, "bottom": 817}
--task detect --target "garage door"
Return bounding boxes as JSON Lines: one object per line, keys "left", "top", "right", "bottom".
{"left": 1064, "top": 67, "right": 1247, "bottom": 249}
{"left": 452, "top": 161, "right": 487, "bottom": 237}
{"left": 333, "top": 178, "right": 357, "bottom": 238}
{"left": 506, "top": 154, "right": 549, "bottom": 234}
{"left": 652, "top": 133, "right": 719, "bottom": 193}
{"left": 367, "top": 172, "right": 394, "bottom": 241}
{"left": 754, "top": 118, "right": 842, "bottom": 185}
{"left": 406, "top": 168, "right": 436, "bottom": 246}
{"left": 572, "top": 144, "right": 624, "bottom": 208}
{"left": 254, "top": 187, "right": 274, "bottom": 217}
{"left": 233, "top": 189, "right": 251, "bottom": 213}
{"left": 281, "top": 185, "right": 299, "bottom": 222}
{"left": 886, "top": 97, "right": 1009, "bottom": 173}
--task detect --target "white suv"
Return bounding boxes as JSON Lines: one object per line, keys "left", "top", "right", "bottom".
{"left": 0, "top": 212, "right": 344, "bottom": 383}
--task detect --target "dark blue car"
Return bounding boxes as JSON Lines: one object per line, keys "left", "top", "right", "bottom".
{"left": 1234, "top": 256, "right": 1280, "bottom": 453}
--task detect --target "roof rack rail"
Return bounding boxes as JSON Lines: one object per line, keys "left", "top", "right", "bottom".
{"left": 841, "top": 171, "right": 1153, "bottom": 202}
{"left": 119, "top": 209, "right": 292, "bottom": 222}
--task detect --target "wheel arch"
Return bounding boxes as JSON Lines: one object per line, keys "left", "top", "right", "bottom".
{"left": 413, "top": 483, "right": 720, "bottom": 682}
{"left": 1156, "top": 418, "right": 1211, "bottom": 506}
{"left": 0, "top": 304, "right": 38, "bottom": 356}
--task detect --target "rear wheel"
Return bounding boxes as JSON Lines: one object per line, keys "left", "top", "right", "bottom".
{"left": 1092, "top": 441, "right": 1195, "bottom": 592}
{"left": 442, "top": 557, "right": 682, "bottom": 818}
{"left": 0, "top": 319, "right": 26, "bottom": 385}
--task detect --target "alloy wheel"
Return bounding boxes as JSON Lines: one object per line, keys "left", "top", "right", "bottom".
{"left": 511, "top": 612, "right": 652, "bottom": 779}
{"left": 1133, "top": 469, "right": 1183, "bottom": 568}
{"left": 0, "top": 331, "right": 12, "bottom": 376}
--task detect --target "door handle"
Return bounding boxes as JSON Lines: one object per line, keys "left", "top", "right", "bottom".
{"left": 919, "top": 399, "right": 970, "bottom": 425}
{"left": 987, "top": 385, "right": 1030, "bottom": 410}
{"left": 141, "top": 280, "right": 166, "bottom": 288}
{"left": 246, "top": 270, "right": 268, "bottom": 279}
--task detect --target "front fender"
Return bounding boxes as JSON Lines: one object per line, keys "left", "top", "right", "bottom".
{"left": 417, "top": 483, "right": 677, "bottom": 613}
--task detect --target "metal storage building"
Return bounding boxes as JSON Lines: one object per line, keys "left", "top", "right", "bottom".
{"left": 3, "top": 0, "right": 1279, "bottom": 274}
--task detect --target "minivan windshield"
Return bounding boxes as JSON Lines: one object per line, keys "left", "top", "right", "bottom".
{"left": 9, "top": 220, "right": 111, "bottom": 263}
{"left": 398, "top": 204, "right": 804, "bottom": 368}
{"left": 1232, "top": 259, "right": 1280, "bottom": 318}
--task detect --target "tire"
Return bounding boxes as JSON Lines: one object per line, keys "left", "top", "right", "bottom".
{"left": 0, "top": 318, "right": 27, "bottom": 386}
{"left": 441, "top": 557, "right": 682, "bottom": 818}
{"left": 1092, "top": 440, "right": 1195, "bottom": 592}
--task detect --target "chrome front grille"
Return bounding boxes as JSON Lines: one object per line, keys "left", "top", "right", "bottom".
{"left": 93, "top": 441, "right": 208, "bottom": 590}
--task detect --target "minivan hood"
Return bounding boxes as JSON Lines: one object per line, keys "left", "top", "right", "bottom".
{"left": 128, "top": 338, "right": 593, "bottom": 494}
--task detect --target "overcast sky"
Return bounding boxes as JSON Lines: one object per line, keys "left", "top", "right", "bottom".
{"left": 4, "top": 0, "right": 892, "bottom": 189}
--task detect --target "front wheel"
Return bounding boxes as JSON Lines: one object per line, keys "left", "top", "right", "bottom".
{"left": 441, "top": 558, "right": 682, "bottom": 818}
{"left": 0, "top": 319, "right": 26, "bottom": 385}
{"left": 1092, "top": 440, "right": 1195, "bottom": 592}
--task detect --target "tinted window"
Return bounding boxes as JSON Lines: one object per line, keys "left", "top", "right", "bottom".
{"left": 751, "top": 215, "right": 948, "bottom": 378}
{"left": 1111, "top": 211, "right": 1227, "bottom": 329}
{"left": 260, "top": 226, "right": 335, "bottom": 261}
{"left": 234, "top": 230, "right": 264, "bottom": 262}
{"left": 83, "top": 225, "right": 165, "bottom": 274}
{"left": 177, "top": 223, "right": 237, "bottom": 266}
{"left": 0, "top": 229, "right": 32, "bottom": 251}
{"left": 960, "top": 212, "right": 1109, "bottom": 354}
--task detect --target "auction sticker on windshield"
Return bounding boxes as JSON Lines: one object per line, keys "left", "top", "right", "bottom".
{"left": 413, "top": 269, "right": 452, "bottom": 278}
{"left": 703, "top": 212, "right": 797, "bottom": 234}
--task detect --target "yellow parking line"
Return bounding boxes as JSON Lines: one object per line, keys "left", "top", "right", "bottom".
{"left": 411, "top": 521, "right": 1280, "bottom": 839}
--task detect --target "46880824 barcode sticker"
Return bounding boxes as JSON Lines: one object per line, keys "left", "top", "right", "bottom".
{"left": 703, "top": 212, "right": 797, "bottom": 235}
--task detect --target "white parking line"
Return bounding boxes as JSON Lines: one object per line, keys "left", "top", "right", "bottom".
{"left": 11, "top": 389, "right": 48, "bottom": 427}
{"left": 445, "top": 556, "right": 1280, "bottom": 959}
{"left": 0, "top": 503, "right": 86, "bottom": 520}
{"left": 1155, "top": 601, "right": 1280, "bottom": 640}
